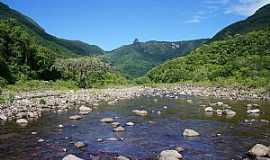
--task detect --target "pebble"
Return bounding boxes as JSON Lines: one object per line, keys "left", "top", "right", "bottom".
{"left": 38, "top": 138, "right": 44, "bottom": 142}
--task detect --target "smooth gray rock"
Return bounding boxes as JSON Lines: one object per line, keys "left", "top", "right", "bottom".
{"left": 183, "top": 129, "right": 200, "bottom": 137}
{"left": 159, "top": 150, "right": 183, "bottom": 160}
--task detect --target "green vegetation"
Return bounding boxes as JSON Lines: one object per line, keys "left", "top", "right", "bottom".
{"left": 146, "top": 29, "right": 270, "bottom": 87}
{"left": 106, "top": 39, "right": 207, "bottom": 79}
{"left": 53, "top": 57, "right": 127, "bottom": 88}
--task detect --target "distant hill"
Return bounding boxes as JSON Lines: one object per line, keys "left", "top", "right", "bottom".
{"left": 106, "top": 39, "right": 207, "bottom": 79}
{"left": 0, "top": 2, "right": 104, "bottom": 56}
{"left": 146, "top": 28, "right": 270, "bottom": 87}
{"left": 212, "top": 4, "right": 270, "bottom": 41}
{"left": 145, "top": 4, "right": 270, "bottom": 87}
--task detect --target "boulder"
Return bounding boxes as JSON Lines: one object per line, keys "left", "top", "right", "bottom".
{"left": 126, "top": 122, "right": 135, "bottom": 126}
{"left": 248, "top": 144, "right": 270, "bottom": 157}
{"left": 112, "top": 122, "right": 121, "bottom": 128}
{"left": 100, "top": 117, "right": 114, "bottom": 123}
{"left": 79, "top": 106, "right": 92, "bottom": 113}
{"left": 204, "top": 107, "right": 213, "bottom": 112}
{"left": 69, "top": 115, "right": 82, "bottom": 120}
{"left": 183, "top": 129, "right": 200, "bottom": 137}
{"left": 113, "top": 126, "right": 125, "bottom": 132}
{"left": 159, "top": 150, "right": 183, "bottom": 160}
{"left": 0, "top": 114, "right": 7, "bottom": 121}
{"left": 117, "top": 155, "right": 130, "bottom": 160}
{"left": 63, "top": 154, "right": 84, "bottom": 160}
{"left": 224, "top": 109, "right": 236, "bottom": 116}
{"left": 132, "top": 110, "right": 148, "bottom": 116}
{"left": 16, "top": 118, "right": 28, "bottom": 126}
{"left": 74, "top": 141, "right": 86, "bottom": 149}
{"left": 247, "top": 109, "right": 260, "bottom": 114}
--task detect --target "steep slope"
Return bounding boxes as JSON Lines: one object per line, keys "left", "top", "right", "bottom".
{"left": 106, "top": 39, "right": 207, "bottom": 79}
{"left": 146, "top": 28, "right": 270, "bottom": 87}
{"left": 212, "top": 4, "right": 270, "bottom": 41}
{"left": 0, "top": 2, "right": 104, "bottom": 56}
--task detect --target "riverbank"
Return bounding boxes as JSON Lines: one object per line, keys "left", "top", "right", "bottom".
{"left": 0, "top": 84, "right": 269, "bottom": 122}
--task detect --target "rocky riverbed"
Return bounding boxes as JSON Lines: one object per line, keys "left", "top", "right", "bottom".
{"left": 0, "top": 93, "right": 270, "bottom": 160}
{"left": 0, "top": 84, "right": 269, "bottom": 123}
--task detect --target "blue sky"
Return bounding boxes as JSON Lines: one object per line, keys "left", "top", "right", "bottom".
{"left": 1, "top": 0, "right": 269, "bottom": 50}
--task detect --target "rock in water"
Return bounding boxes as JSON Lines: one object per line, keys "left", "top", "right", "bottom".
{"left": 100, "top": 117, "right": 114, "bottom": 123}
{"left": 63, "top": 154, "right": 84, "bottom": 160}
{"left": 16, "top": 119, "right": 28, "bottom": 126}
{"left": 126, "top": 122, "right": 135, "bottom": 126}
{"left": 248, "top": 144, "right": 270, "bottom": 157}
{"left": 112, "top": 122, "right": 121, "bottom": 128}
{"left": 247, "top": 109, "right": 260, "bottom": 114}
{"left": 69, "top": 115, "right": 82, "bottom": 120}
{"left": 113, "top": 126, "right": 125, "bottom": 132}
{"left": 117, "top": 155, "right": 130, "bottom": 160}
{"left": 183, "top": 129, "right": 200, "bottom": 137}
{"left": 204, "top": 107, "right": 213, "bottom": 112}
{"left": 159, "top": 150, "right": 183, "bottom": 160}
{"left": 79, "top": 106, "right": 92, "bottom": 115}
{"left": 132, "top": 110, "right": 148, "bottom": 116}
{"left": 0, "top": 114, "right": 7, "bottom": 121}
{"left": 74, "top": 141, "right": 86, "bottom": 149}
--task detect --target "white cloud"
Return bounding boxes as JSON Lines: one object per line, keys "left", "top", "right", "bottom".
{"left": 226, "top": 0, "right": 270, "bottom": 16}
{"left": 185, "top": 15, "right": 204, "bottom": 23}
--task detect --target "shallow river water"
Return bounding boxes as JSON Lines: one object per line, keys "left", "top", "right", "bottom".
{"left": 0, "top": 96, "right": 270, "bottom": 160}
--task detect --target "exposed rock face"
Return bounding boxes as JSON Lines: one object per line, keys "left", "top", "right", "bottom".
{"left": 248, "top": 144, "right": 270, "bottom": 157}
{"left": 132, "top": 109, "right": 148, "bottom": 116}
{"left": 159, "top": 150, "right": 183, "bottom": 160}
{"left": 183, "top": 129, "right": 200, "bottom": 137}
{"left": 63, "top": 154, "right": 84, "bottom": 160}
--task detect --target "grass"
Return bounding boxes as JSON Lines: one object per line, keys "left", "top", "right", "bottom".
{"left": 5, "top": 80, "right": 79, "bottom": 92}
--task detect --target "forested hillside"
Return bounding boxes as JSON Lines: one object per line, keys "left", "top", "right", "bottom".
{"left": 106, "top": 39, "right": 207, "bottom": 79}
{"left": 146, "top": 29, "right": 270, "bottom": 87}
{"left": 0, "top": 2, "right": 104, "bottom": 56}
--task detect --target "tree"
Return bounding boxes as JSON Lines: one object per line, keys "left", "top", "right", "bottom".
{"left": 52, "top": 57, "right": 110, "bottom": 88}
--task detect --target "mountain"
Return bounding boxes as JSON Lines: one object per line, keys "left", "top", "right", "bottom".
{"left": 212, "top": 4, "right": 270, "bottom": 41}
{"left": 0, "top": 2, "right": 104, "bottom": 56}
{"left": 146, "top": 28, "right": 270, "bottom": 87}
{"left": 106, "top": 39, "right": 208, "bottom": 79}
{"left": 145, "top": 4, "right": 270, "bottom": 88}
